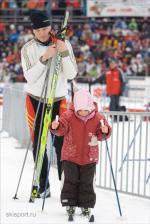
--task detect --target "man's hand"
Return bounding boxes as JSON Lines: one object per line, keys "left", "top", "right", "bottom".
{"left": 56, "top": 40, "right": 68, "bottom": 52}
{"left": 41, "top": 44, "right": 57, "bottom": 62}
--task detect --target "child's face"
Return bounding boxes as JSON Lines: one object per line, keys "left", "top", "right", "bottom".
{"left": 77, "top": 110, "right": 90, "bottom": 116}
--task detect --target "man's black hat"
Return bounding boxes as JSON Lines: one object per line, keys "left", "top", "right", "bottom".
{"left": 30, "top": 10, "right": 51, "bottom": 29}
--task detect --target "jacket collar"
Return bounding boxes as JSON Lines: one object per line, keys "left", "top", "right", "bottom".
{"left": 34, "top": 37, "right": 52, "bottom": 46}
{"left": 74, "top": 110, "right": 96, "bottom": 123}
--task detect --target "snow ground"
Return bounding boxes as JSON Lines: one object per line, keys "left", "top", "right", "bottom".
{"left": 0, "top": 131, "right": 150, "bottom": 224}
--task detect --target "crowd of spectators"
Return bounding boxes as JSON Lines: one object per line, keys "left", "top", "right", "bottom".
{"left": 0, "top": 16, "right": 150, "bottom": 83}
{"left": 0, "top": 0, "right": 81, "bottom": 8}
{"left": 0, "top": 0, "right": 83, "bottom": 13}
{"left": 72, "top": 17, "right": 150, "bottom": 82}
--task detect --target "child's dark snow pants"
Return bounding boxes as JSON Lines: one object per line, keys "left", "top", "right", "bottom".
{"left": 61, "top": 160, "right": 96, "bottom": 208}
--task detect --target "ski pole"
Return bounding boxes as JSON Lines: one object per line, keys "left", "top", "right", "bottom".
{"left": 13, "top": 68, "right": 49, "bottom": 200}
{"left": 42, "top": 115, "right": 59, "bottom": 211}
{"left": 29, "top": 61, "right": 51, "bottom": 202}
{"left": 100, "top": 120, "right": 122, "bottom": 217}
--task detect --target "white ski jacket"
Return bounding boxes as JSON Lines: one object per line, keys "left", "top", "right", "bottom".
{"left": 21, "top": 39, "right": 78, "bottom": 99}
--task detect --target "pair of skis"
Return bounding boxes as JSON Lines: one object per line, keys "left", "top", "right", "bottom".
{"left": 66, "top": 207, "right": 94, "bottom": 222}
{"left": 29, "top": 11, "right": 69, "bottom": 203}
{"left": 68, "top": 212, "right": 94, "bottom": 222}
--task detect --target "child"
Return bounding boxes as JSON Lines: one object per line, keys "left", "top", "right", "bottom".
{"left": 51, "top": 89, "right": 111, "bottom": 220}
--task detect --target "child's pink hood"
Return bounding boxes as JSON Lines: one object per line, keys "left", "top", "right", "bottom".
{"left": 73, "top": 89, "right": 95, "bottom": 112}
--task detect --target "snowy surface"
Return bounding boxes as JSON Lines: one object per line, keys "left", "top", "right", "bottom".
{"left": 1, "top": 131, "right": 150, "bottom": 224}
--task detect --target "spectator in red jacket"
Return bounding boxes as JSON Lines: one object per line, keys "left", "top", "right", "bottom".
{"left": 105, "top": 60, "right": 124, "bottom": 112}
{"left": 51, "top": 89, "right": 111, "bottom": 217}
{"left": 66, "top": 0, "right": 80, "bottom": 8}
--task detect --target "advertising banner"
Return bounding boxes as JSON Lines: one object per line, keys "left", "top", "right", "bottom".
{"left": 87, "top": 0, "right": 150, "bottom": 17}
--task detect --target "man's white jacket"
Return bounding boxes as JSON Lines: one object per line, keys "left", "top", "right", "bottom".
{"left": 21, "top": 39, "right": 78, "bottom": 99}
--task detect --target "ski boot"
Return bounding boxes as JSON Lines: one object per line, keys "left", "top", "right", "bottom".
{"left": 81, "top": 208, "right": 94, "bottom": 222}
{"left": 66, "top": 206, "right": 76, "bottom": 221}
{"left": 37, "top": 180, "right": 51, "bottom": 198}
{"left": 37, "top": 186, "right": 51, "bottom": 198}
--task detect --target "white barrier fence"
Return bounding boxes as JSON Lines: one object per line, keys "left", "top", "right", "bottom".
{"left": 2, "top": 83, "right": 150, "bottom": 199}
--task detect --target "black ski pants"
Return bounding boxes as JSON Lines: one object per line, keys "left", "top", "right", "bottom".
{"left": 61, "top": 161, "right": 96, "bottom": 208}
{"left": 26, "top": 95, "right": 64, "bottom": 190}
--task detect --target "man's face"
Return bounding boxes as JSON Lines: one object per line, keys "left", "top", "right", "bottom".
{"left": 110, "top": 62, "right": 116, "bottom": 69}
{"left": 33, "top": 26, "right": 51, "bottom": 42}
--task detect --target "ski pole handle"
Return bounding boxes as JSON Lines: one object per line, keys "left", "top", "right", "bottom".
{"left": 100, "top": 119, "right": 104, "bottom": 127}
{"left": 100, "top": 119, "right": 105, "bottom": 131}
{"left": 100, "top": 119, "right": 109, "bottom": 135}
{"left": 100, "top": 119, "right": 106, "bottom": 137}
{"left": 55, "top": 115, "right": 59, "bottom": 122}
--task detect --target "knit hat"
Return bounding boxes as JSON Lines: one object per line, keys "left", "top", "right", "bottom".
{"left": 73, "top": 89, "right": 95, "bottom": 112}
{"left": 30, "top": 10, "right": 51, "bottom": 29}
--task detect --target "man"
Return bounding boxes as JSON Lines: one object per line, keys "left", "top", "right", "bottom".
{"left": 21, "top": 10, "right": 78, "bottom": 198}
{"left": 105, "top": 60, "right": 123, "bottom": 112}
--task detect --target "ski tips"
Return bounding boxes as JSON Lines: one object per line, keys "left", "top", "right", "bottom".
{"left": 64, "top": 10, "right": 69, "bottom": 21}
{"left": 89, "top": 214, "right": 95, "bottom": 222}
{"left": 61, "top": 10, "right": 69, "bottom": 31}
{"left": 68, "top": 214, "right": 73, "bottom": 221}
